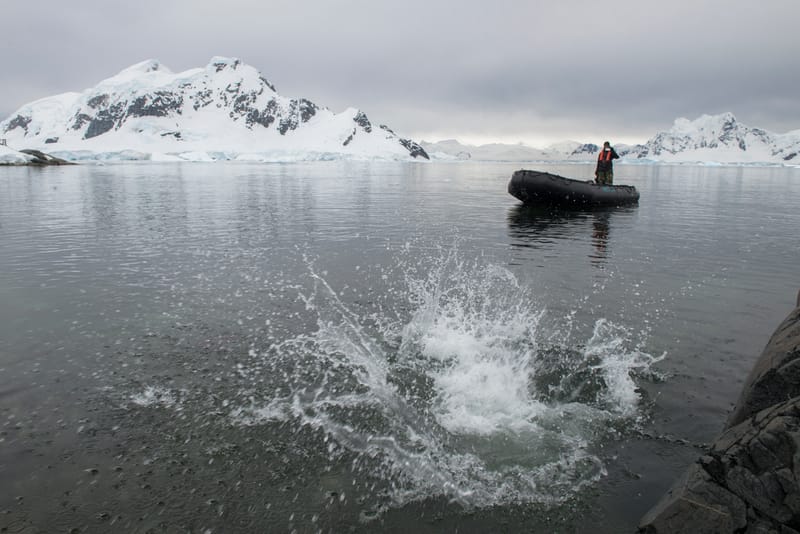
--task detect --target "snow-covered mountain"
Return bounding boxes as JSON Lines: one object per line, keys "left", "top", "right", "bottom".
{"left": 0, "top": 57, "right": 429, "bottom": 162}
{"left": 423, "top": 114, "right": 800, "bottom": 164}
{"left": 637, "top": 112, "right": 800, "bottom": 163}
{"left": 3, "top": 63, "right": 797, "bottom": 166}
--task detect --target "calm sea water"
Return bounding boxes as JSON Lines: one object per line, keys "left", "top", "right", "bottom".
{"left": 1, "top": 161, "right": 798, "bottom": 533}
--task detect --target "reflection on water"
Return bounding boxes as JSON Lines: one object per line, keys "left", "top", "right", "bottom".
{"left": 506, "top": 204, "right": 634, "bottom": 268}
{"left": 507, "top": 205, "right": 587, "bottom": 248}
{"left": 590, "top": 212, "right": 610, "bottom": 267}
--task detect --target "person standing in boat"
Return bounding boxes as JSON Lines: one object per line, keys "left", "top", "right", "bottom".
{"left": 595, "top": 141, "right": 620, "bottom": 185}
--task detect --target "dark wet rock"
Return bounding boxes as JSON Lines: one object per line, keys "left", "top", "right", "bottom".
{"left": 638, "top": 463, "right": 747, "bottom": 533}
{"left": 727, "top": 307, "right": 800, "bottom": 428}
{"left": 641, "top": 398, "right": 800, "bottom": 533}
{"left": 640, "top": 302, "right": 800, "bottom": 533}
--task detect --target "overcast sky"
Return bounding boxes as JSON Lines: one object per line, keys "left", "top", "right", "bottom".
{"left": 2, "top": 0, "right": 799, "bottom": 147}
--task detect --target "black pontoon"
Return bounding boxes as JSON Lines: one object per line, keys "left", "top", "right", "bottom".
{"left": 508, "top": 170, "right": 639, "bottom": 207}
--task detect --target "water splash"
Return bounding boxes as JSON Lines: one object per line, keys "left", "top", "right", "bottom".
{"left": 229, "top": 248, "right": 663, "bottom": 510}
{"left": 130, "top": 385, "right": 180, "bottom": 408}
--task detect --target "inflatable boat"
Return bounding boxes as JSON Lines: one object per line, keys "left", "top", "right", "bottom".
{"left": 508, "top": 169, "right": 640, "bottom": 207}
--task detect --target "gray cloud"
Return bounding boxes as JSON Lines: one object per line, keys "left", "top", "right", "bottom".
{"left": 3, "top": 0, "right": 799, "bottom": 146}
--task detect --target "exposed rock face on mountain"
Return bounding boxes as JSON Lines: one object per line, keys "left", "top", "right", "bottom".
{"left": 640, "top": 305, "right": 800, "bottom": 533}
{"left": 0, "top": 57, "right": 428, "bottom": 162}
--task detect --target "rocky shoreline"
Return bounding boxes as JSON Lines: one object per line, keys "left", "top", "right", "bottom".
{"left": 0, "top": 148, "right": 75, "bottom": 166}
{"left": 639, "top": 291, "right": 800, "bottom": 533}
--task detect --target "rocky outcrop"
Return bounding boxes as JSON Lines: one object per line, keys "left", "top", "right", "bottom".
{"left": 18, "top": 149, "right": 75, "bottom": 165}
{"left": 0, "top": 148, "right": 75, "bottom": 166}
{"left": 639, "top": 398, "right": 800, "bottom": 533}
{"left": 640, "top": 299, "right": 800, "bottom": 533}
{"left": 727, "top": 308, "right": 800, "bottom": 428}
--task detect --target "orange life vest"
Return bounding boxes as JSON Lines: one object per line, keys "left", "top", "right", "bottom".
{"left": 598, "top": 149, "right": 613, "bottom": 162}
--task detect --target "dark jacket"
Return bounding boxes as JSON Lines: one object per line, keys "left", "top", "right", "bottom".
{"left": 596, "top": 147, "right": 620, "bottom": 173}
